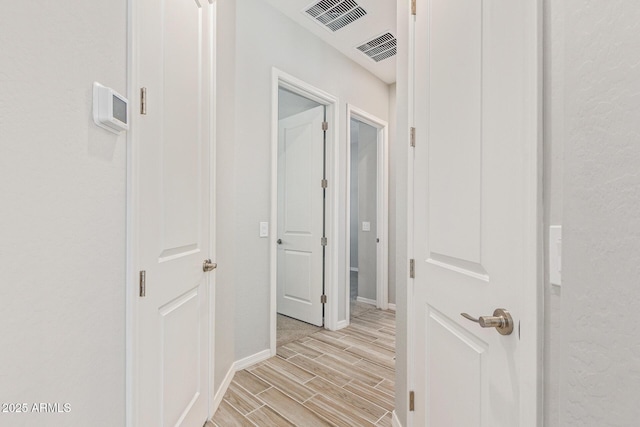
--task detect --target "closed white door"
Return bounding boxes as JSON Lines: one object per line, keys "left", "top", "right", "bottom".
{"left": 277, "top": 106, "right": 325, "bottom": 326}
{"left": 133, "top": 0, "right": 212, "bottom": 426}
{"left": 411, "top": 0, "right": 540, "bottom": 425}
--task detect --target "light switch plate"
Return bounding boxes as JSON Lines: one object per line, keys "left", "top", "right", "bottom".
{"left": 259, "top": 222, "right": 269, "bottom": 238}
{"left": 549, "top": 225, "right": 562, "bottom": 286}
{"left": 362, "top": 221, "right": 371, "bottom": 232}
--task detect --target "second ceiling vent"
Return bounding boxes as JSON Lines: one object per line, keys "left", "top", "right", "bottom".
{"left": 356, "top": 32, "right": 397, "bottom": 62}
{"left": 305, "top": 0, "right": 367, "bottom": 32}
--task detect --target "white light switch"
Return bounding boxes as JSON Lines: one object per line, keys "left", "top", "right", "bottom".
{"left": 549, "top": 225, "right": 562, "bottom": 286}
{"left": 259, "top": 222, "right": 269, "bottom": 238}
{"left": 362, "top": 221, "right": 370, "bottom": 232}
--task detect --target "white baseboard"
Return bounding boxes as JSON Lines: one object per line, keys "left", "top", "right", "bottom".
{"left": 388, "top": 303, "right": 396, "bottom": 311}
{"left": 212, "top": 349, "right": 272, "bottom": 415}
{"left": 234, "top": 349, "right": 271, "bottom": 371}
{"left": 357, "top": 296, "right": 377, "bottom": 306}
{"left": 211, "top": 364, "right": 235, "bottom": 414}
{"left": 335, "top": 319, "right": 349, "bottom": 330}
{"left": 391, "top": 410, "right": 402, "bottom": 427}
{"left": 350, "top": 267, "right": 359, "bottom": 272}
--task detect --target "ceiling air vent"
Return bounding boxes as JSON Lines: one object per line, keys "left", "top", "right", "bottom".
{"left": 357, "top": 32, "right": 397, "bottom": 62}
{"left": 305, "top": 0, "right": 367, "bottom": 32}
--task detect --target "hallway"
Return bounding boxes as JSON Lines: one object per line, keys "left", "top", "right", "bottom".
{"left": 211, "top": 308, "right": 396, "bottom": 426}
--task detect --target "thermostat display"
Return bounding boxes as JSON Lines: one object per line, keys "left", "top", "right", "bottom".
{"left": 93, "top": 82, "right": 129, "bottom": 134}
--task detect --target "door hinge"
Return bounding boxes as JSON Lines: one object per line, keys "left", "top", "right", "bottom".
{"left": 321, "top": 237, "right": 328, "bottom": 246}
{"left": 409, "top": 390, "right": 415, "bottom": 411}
{"left": 410, "top": 127, "right": 416, "bottom": 147}
{"left": 411, "top": 0, "right": 416, "bottom": 16}
{"left": 322, "top": 121, "right": 328, "bottom": 131}
{"left": 409, "top": 259, "right": 415, "bottom": 278}
{"left": 321, "top": 179, "right": 328, "bottom": 188}
{"left": 140, "top": 87, "right": 147, "bottom": 115}
{"left": 321, "top": 294, "right": 327, "bottom": 304}
{"left": 139, "top": 270, "right": 146, "bottom": 297}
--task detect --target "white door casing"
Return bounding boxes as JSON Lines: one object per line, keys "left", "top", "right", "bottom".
{"left": 277, "top": 106, "right": 325, "bottom": 327}
{"left": 129, "top": 0, "right": 214, "bottom": 426}
{"left": 410, "top": 0, "right": 541, "bottom": 425}
{"left": 270, "top": 69, "right": 339, "bottom": 353}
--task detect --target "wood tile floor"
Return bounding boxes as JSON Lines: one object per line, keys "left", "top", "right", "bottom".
{"left": 211, "top": 308, "right": 396, "bottom": 427}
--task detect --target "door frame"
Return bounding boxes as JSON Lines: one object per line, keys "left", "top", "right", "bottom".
{"left": 125, "top": 1, "right": 217, "bottom": 425}
{"left": 345, "top": 105, "right": 389, "bottom": 318}
{"left": 403, "top": 0, "right": 543, "bottom": 425}
{"left": 270, "top": 68, "right": 339, "bottom": 355}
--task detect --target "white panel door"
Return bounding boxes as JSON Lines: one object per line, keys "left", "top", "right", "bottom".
{"left": 277, "top": 106, "right": 325, "bottom": 326}
{"left": 134, "top": 0, "right": 212, "bottom": 426}
{"left": 411, "top": 0, "right": 540, "bottom": 425}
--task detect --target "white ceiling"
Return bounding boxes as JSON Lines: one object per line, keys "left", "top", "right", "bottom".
{"left": 265, "top": 0, "right": 397, "bottom": 84}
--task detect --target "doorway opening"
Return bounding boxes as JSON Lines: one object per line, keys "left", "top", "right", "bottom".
{"left": 270, "top": 69, "right": 339, "bottom": 355}
{"left": 346, "top": 105, "right": 389, "bottom": 322}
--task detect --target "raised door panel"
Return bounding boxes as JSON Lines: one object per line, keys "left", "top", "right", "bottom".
{"left": 427, "top": 0, "right": 485, "bottom": 276}
{"left": 136, "top": 0, "right": 210, "bottom": 425}
{"left": 160, "top": 0, "right": 203, "bottom": 260}
{"left": 277, "top": 106, "right": 324, "bottom": 326}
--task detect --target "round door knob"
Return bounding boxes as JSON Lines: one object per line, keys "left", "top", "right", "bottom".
{"left": 203, "top": 259, "right": 217, "bottom": 272}
{"left": 277, "top": 239, "right": 282, "bottom": 244}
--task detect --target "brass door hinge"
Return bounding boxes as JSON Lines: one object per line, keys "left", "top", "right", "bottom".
{"left": 411, "top": 0, "right": 416, "bottom": 16}
{"left": 321, "top": 179, "right": 328, "bottom": 188}
{"left": 140, "top": 87, "right": 147, "bottom": 115}
{"left": 322, "top": 121, "right": 328, "bottom": 131}
{"left": 410, "top": 127, "right": 416, "bottom": 147}
{"left": 321, "top": 294, "right": 327, "bottom": 304}
{"left": 409, "top": 259, "right": 415, "bottom": 278}
{"left": 409, "top": 390, "right": 415, "bottom": 411}
{"left": 139, "top": 270, "right": 146, "bottom": 297}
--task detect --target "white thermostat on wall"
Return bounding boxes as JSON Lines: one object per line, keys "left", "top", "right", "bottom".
{"left": 93, "top": 82, "right": 129, "bottom": 134}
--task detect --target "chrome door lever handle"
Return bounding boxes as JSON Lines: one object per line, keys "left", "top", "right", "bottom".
{"left": 460, "top": 313, "right": 481, "bottom": 323}
{"left": 203, "top": 259, "right": 217, "bottom": 272}
{"left": 461, "top": 308, "right": 514, "bottom": 335}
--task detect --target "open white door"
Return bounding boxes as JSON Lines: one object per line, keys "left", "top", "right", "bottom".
{"left": 277, "top": 105, "right": 326, "bottom": 327}
{"left": 410, "top": 0, "right": 540, "bottom": 425}
{"left": 131, "top": 0, "right": 213, "bottom": 426}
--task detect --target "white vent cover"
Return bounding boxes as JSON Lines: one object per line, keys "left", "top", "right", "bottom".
{"left": 305, "top": 0, "right": 367, "bottom": 32}
{"left": 356, "top": 32, "right": 397, "bottom": 62}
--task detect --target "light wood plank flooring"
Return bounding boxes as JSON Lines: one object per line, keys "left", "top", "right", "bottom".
{"left": 211, "top": 308, "right": 396, "bottom": 427}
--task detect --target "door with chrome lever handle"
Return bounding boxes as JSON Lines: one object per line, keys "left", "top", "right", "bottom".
{"left": 460, "top": 308, "right": 513, "bottom": 335}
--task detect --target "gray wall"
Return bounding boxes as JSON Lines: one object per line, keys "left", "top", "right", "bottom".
{"left": 0, "top": 2, "right": 127, "bottom": 425}
{"left": 356, "top": 121, "right": 379, "bottom": 301}
{"left": 214, "top": 0, "right": 238, "bottom": 394}
{"left": 278, "top": 88, "right": 322, "bottom": 120}
{"left": 561, "top": 0, "right": 640, "bottom": 424}
{"left": 218, "top": 0, "right": 390, "bottom": 363}
{"left": 350, "top": 123, "right": 360, "bottom": 271}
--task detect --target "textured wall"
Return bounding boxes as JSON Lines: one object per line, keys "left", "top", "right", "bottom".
{"left": 561, "top": 1, "right": 640, "bottom": 424}
{"left": 0, "top": 2, "right": 127, "bottom": 426}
